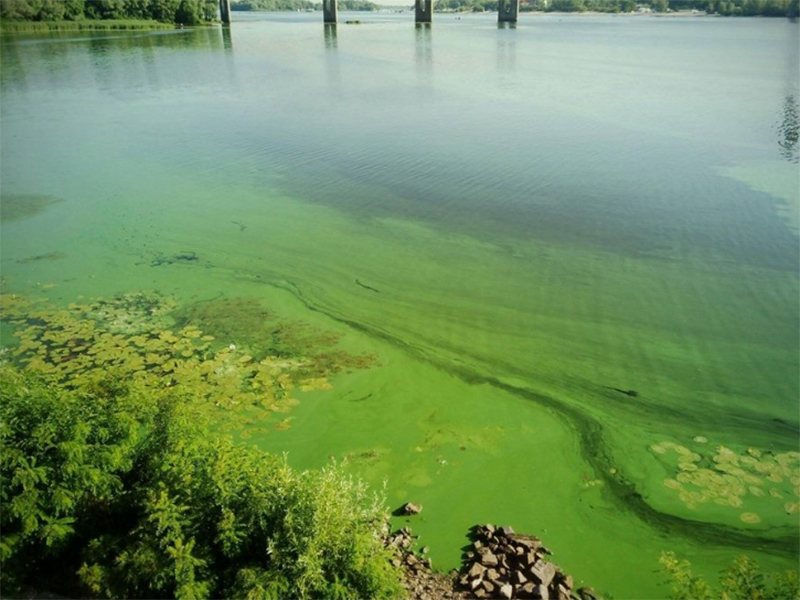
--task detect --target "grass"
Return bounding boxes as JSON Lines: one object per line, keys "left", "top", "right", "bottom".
{"left": 0, "top": 19, "right": 176, "bottom": 32}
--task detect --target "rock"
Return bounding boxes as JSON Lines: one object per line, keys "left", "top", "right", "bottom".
{"left": 474, "top": 540, "right": 483, "bottom": 550}
{"left": 521, "top": 582, "right": 536, "bottom": 595}
{"left": 485, "top": 524, "right": 496, "bottom": 535}
{"left": 557, "top": 584, "right": 572, "bottom": 600}
{"left": 535, "top": 584, "right": 550, "bottom": 599}
{"left": 509, "top": 534, "right": 543, "bottom": 551}
{"left": 421, "top": 546, "right": 429, "bottom": 554}
{"left": 577, "top": 587, "right": 599, "bottom": 600}
{"left": 459, "top": 575, "right": 470, "bottom": 586}
{"left": 499, "top": 526, "right": 516, "bottom": 536}
{"left": 525, "top": 552, "right": 538, "bottom": 566}
{"left": 474, "top": 589, "right": 487, "bottom": 599}
{"left": 401, "top": 502, "right": 422, "bottom": 516}
{"left": 481, "top": 552, "right": 499, "bottom": 567}
{"left": 530, "top": 561, "right": 557, "bottom": 587}
{"left": 563, "top": 575, "right": 574, "bottom": 590}
{"left": 406, "top": 554, "right": 418, "bottom": 566}
{"left": 500, "top": 583, "right": 514, "bottom": 599}
{"left": 471, "top": 579, "right": 483, "bottom": 591}
{"left": 482, "top": 581, "right": 496, "bottom": 594}
{"left": 468, "top": 563, "right": 486, "bottom": 579}
{"left": 486, "top": 568, "right": 500, "bottom": 581}
{"left": 514, "top": 571, "right": 528, "bottom": 586}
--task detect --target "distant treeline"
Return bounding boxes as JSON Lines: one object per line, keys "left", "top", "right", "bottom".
{"left": 0, "top": 0, "right": 219, "bottom": 24}
{"left": 232, "top": 0, "right": 379, "bottom": 10}
{"left": 438, "top": 0, "right": 797, "bottom": 14}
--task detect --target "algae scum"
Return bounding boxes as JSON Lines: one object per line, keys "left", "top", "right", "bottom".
{"left": 1, "top": 293, "right": 374, "bottom": 436}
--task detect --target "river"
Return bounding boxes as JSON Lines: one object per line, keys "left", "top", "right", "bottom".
{"left": 1, "top": 13, "right": 798, "bottom": 598}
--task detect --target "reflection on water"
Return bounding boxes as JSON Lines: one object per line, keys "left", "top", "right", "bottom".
{"left": 415, "top": 22, "right": 432, "bottom": 83}
{"left": 324, "top": 23, "right": 338, "bottom": 51}
{"left": 496, "top": 21, "right": 517, "bottom": 73}
{"left": 222, "top": 26, "right": 233, "bottom": 51}
{"left": 778, "top": 95, "right": 799, "bottom": 163}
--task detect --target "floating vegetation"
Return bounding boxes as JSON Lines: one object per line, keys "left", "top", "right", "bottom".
{"left": 740, "top": 512, "right": 761, "bottom": 524}
{"left": 0, "top": 292, "right": 375, "bottom": 431}
{"left": 650, "top": 439, "right": 800, "bottom": 521}
{"left": 150, "top": 251, "right": 200, "bottom": 267}
{"left": 16, "top": 251, "right": 67, "bottom": 264}
{"left": 0, "top": 193, "right": 64, "bottom": 222}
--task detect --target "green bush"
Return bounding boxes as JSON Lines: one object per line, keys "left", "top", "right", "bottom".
{"left": 0, "top": 365, "right": 403, "bottom": 599}
{"left": 660, "top": 551, "right": 800, "bottom": 600}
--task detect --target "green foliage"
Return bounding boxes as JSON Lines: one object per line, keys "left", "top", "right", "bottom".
{"left": 231, "top": 0, "right": 318, "bottom": 10}
{"left": 660, "top": 552, "right": 800, "bottom": 600}
{"left": 0, "top": 364, "right": 403, "bottom": 599}
{"left": 0, "top": 0, "right": 217, "bottom": 24}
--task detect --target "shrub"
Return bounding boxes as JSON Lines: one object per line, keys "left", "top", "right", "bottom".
{"left": 0, "top": 365, "right": 403, "bottom": 599}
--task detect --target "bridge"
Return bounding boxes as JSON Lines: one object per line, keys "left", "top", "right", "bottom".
{"left": 218, "top": 0, "right": 518, "bottom": 26}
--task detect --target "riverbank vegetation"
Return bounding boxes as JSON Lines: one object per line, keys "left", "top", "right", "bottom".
{"left": 0, "top": 0, "right": 220, "bottom": 26}
{"left": 660, "top": 552, "right": 799, "bottom": 600}
{"left": 439, "top": 0, "right": 798, "bottom": 17}
{"left": 0, "top": 363, "right": 403, "bottom": 599}
{"left": 232, "top": 0, "right": 379, "bottom": 11}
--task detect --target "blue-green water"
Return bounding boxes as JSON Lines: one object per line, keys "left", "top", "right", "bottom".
{"left": 1, "top": 14, "right": 798, "bottom": 598}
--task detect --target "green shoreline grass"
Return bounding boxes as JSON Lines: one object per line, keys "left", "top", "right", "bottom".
{"left": 0, "top": 19, "right": 177, "bottom": 32}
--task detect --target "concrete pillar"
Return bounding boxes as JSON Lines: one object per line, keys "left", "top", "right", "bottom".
{"left": 415, "top": 0, "right": 432, "bottom": 24}
{"left": 220, "top": 0, "right": 231, "bottom": 24}
{"left": 323, "top": 0, "right": 338, "bottom": 24}
{"left": 498, "top": 0, "right": 518, "bottom": 22}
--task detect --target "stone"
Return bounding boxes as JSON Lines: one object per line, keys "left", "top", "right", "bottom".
{"left": 499, "top": 567, "right": 508, "bottom": 577}
{"left": 499, "top": 526, "right": 516, "bottom": 536}
{"left": 500, "top": 583, "right": 514, "bottom": 599}
{"left": 558, "top": 584, "right": 572, "bottom": 600}
{"left": 577, "top": 587, "right": 599, "bottom": 600}
{"left": 521, "top": 582, "right": 536, "bottom": 595}
{"left": 481, "top": 552, "right": 499, "bottom": 567}
{"left": 474, "top": 589, "right": 487, "bottom": 599}
{"left": 471, "top": 579, "right": 483, "bottom": 591}
{"left": 525, "top": 552, "right": 538, "bottom": 566}
{"left": 509, "top": 534, "right": 543, "bottom": 551}
{"left": 401, "top": 502, "right": 422, "bottom": 516}
{"left": 563, "top": 575, "right": 574, "bottom": 590}
{"left": 514, "top": 571, "right": 528, "bottom": 585}
{"left": 486, "top": 524, "right": 496, "bottom": 535}
{"left": 530, "top": 561, "right": 557, "bottom": 587}
{"left": 406, "top": 554, "right": 418, "bottom": 566}
{"left": 459, "top": 575, "right": 470, "bottom": 586}
{"left": 474, "top": 540, "right": 484, "bottom": 550}
{"left": 421, "top": 546, "right": 429, "bottom": 554}
{"left": 486, "top": 568, "right": 500, "bottom": 581}
{"left": 469, "top": 563, "right": 486, "bottom": 578}
{"left": 535, "top": 584, "right": 550, "bottom": 599}
{"left": 482, "top": 581, "right": 496, "bottom": 594}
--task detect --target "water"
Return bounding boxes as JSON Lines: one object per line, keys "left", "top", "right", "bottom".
{"left": 1, "top": 13, "right": 798, "bottom": 598}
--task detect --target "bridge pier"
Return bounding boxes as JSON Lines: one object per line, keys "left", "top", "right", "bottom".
{"left": 324, "top": 0, "right": 338, "bottom": 23}
{"left": 498, "top": 0, "right": 518, "bottom": 22}
{"left": 220, "top": 0, "right": 231, "bottom": 24}
{"left": 415, "top": 0, "right": 432, "bottom": 24}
